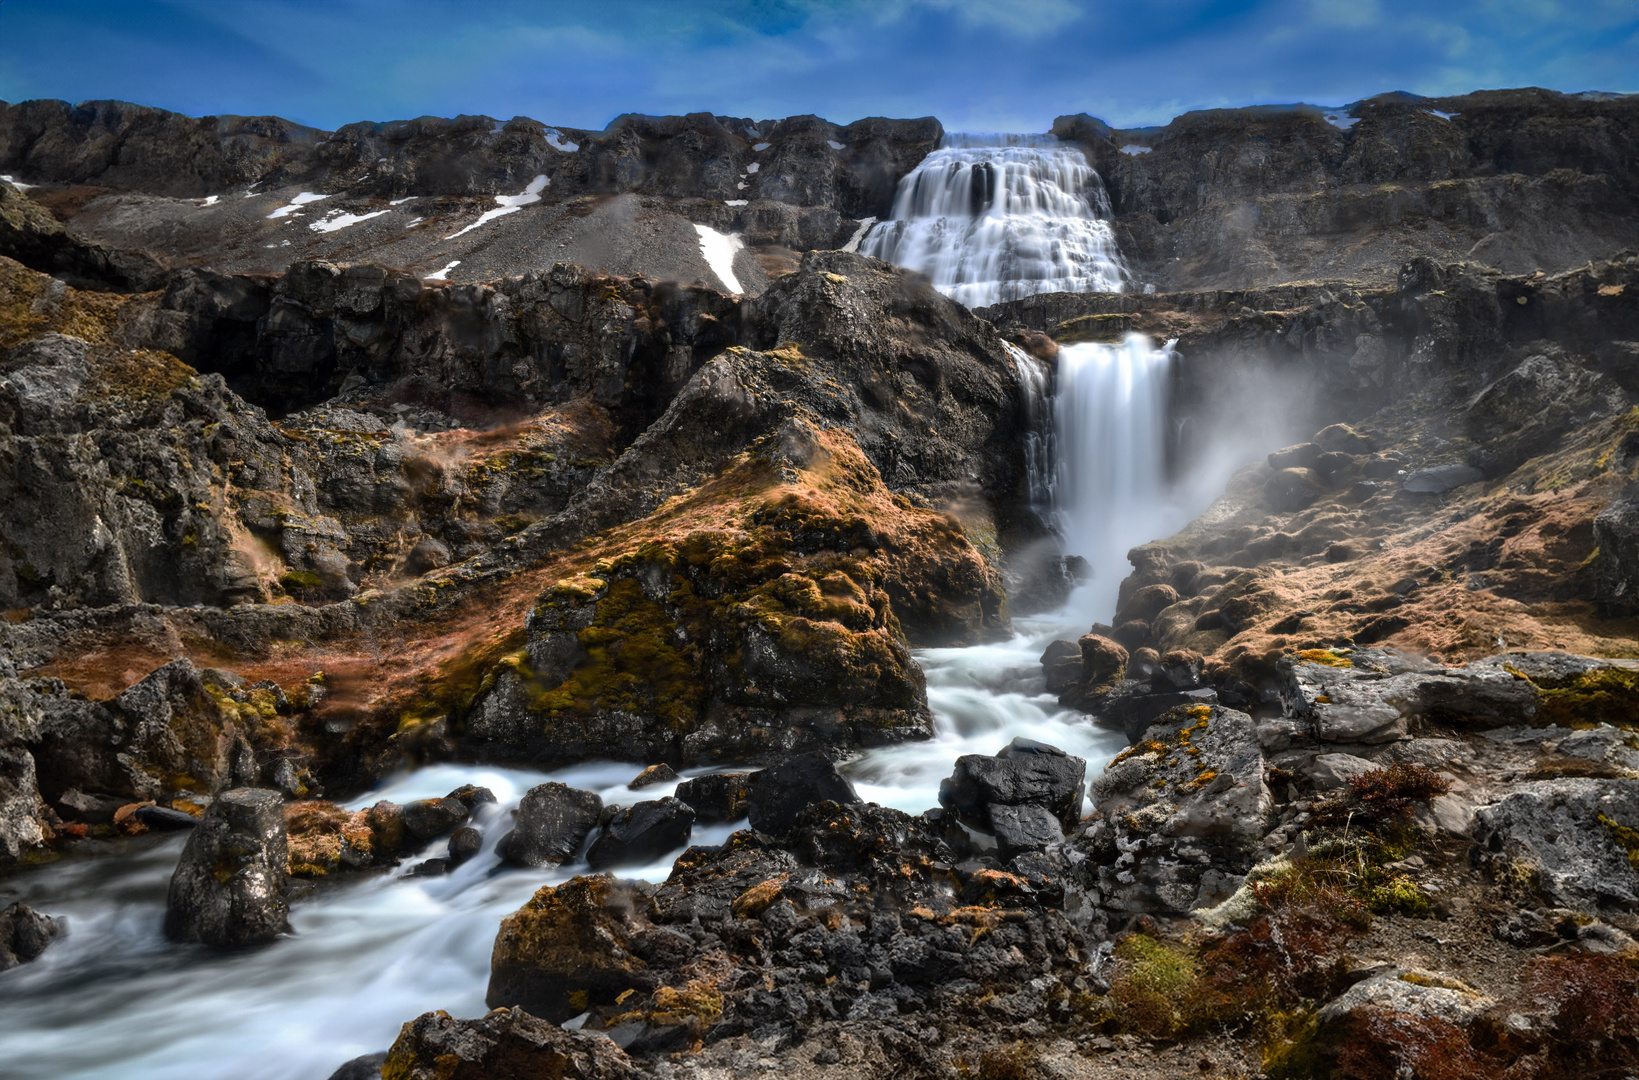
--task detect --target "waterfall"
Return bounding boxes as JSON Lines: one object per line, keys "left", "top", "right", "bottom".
{"left": 862, "top": 133, "right": 1126, "bottom": 308}
{"left": 1052, "top": 333, "right": 1179, "bottom": 623}
{"left": 1007, "top": 342, "right": 1056, "bottom": 514}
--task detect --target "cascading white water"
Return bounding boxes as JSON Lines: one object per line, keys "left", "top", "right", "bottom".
{"left": 862, "top": 133, "right": 1126, "bottom": 308}
{"left": 0, "top": 140, "right": 1196, "bottom": 1080}
{"left": 1052, "top": 334, "right": 1182, "bottom": 623}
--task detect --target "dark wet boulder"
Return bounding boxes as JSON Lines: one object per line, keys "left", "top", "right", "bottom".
{"left": 1402, "top": 463, "right": 1485, "bottom": 493}
{"left": 627, "top": 764, "right": 679, "bottom": 790}
{"left": 133, "top": 804, "right": 199, "bottom": 831}
{"left": 323, "top": 1051, "right": 389, "bottom": 1080}
{"left": 401, "top": 796, "right": 469, "bottom": 841}
{"left": 674, "top": 772, "right": 751, "bottom": 822}
{"left": 745, "top": 751, "right": 860, "bottom": 836}
{"left": 164, "top": 787, "right": 290, "bottom": 947}
{"left": 447, "top": 827, "right": 482, "bottom": 866}
{"left": 939, "top": 737, "right": 1087, "bottom": 832}
{"left": 1594, "top": 482, "right": 1639, "bottom": 616}
{"left": 384, "top": 1006, "right": 645, "bottom": 1080}
{"left": 586, "top": 798, "right": 696, "bottom": 869}
{"left": 0, "top": 901, "right": 61, "bottom": 971}
{"left": 501, "top": 783, "right": 603, "bottom": 868}
{"left": 1039, "top": 638, "right": 1082, "bottom": 694}
{"left": 446, "top": 784, "right": 498, "bottom": 812}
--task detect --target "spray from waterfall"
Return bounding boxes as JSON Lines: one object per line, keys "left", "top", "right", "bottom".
{"left": 863, "top": 133, "right": 1126, "bottom": 307}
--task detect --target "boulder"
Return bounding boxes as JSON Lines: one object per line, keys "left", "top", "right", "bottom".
{"left": 1265, "top": 467, "right": 1323, "bottom": 511}
{"left": 487, "top": 876, "right": 654, "bottom": 1022}
{"left": 164, "top": 787, "right": 290, "bottom": 947}
{"left": 323, "top": 1052, "right": 390, "bottom": 1080}
{"left": 1039, "top": 638, "right": 1082, "bottom": 694}
{"left": 586, "top": 798, "right": 696, "bottom": 869}
{"left": 1267, "top": 442, "right": 1323, "bottom": 471}
{"left": 401, "top": 796, "right": 469, "bottom": 841}
{"left": 939, "top": 737, "right": 1087, "bottom": 832}
{"left": 383, "top": 1008, "right": 644, "bottom": 1080}
{"left": 133, "top": 804, "right": 200, "bottom": 831}
{"left": 447, "top": 827, "right": 482, "bottom": 866}
{"left": 1313, "top": 424, "right": 1374, "bottom": 454}
{"left": 1277, "top": 648, "right": 1538, "bottom": 744}
{"left": 673, "top": 773, "right": 751, "bottom": 823}
{"left": 0, "top": 745, "right": 48, "bottom": 863}
{"left": 1473, "top": 778, "right": 1639, "bottom": 910}
{"left": 627, "top": 764, "right": 679, "bottom": 790}
{"left": 501, "top": 783, "right": 603, "bottom": 868}
{"left": 1303, "top": 752, "right": 1379, "bottom": 791}
{"left": 0, "top": 901, "right": 61, "bottom": 971}
{"left": 745, "top": 751, "right": 860, "bottom": 835}
{"left": 1316, "top": 967, "right": 1492, "bottom": 1028}
{"left": 1086, "top": 704, "right": 1271, "bottom": 914}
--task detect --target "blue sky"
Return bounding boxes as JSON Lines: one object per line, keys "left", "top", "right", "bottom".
{"left": 1, "top": 0, "right": 1635, "bottom": 133}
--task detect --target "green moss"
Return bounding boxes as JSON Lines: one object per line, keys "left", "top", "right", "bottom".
{"left": 279, "top": 570, "right": 322, "bottom": 592}
{"left": 1598, "top": 813, "right": 1639, "bottom": 871}
{"left": 1533, "top": 667, "right": 1639, "bottom": 729}
{"left": 1109, "top": 934, "right": 1204, "bottom": 1038}
{"left": 1297, "top": 648, "right": 1353, "bottom": 668}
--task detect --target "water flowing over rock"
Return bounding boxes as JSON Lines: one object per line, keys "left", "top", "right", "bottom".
{"left": 863, "top": 134, "right": 1126, "bottom": 307}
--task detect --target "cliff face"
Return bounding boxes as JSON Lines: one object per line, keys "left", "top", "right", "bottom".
{"left": 1057, "top": 88, "right": 1639, "bottom": 289}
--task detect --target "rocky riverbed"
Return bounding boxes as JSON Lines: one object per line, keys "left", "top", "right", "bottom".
{"left": 0, "top": 87, "right": 1637, "bottom": 1079}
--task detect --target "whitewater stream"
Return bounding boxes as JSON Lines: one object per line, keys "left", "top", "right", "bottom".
{"left": 0, "top": 137, "right": 1205, "bottom": 1080}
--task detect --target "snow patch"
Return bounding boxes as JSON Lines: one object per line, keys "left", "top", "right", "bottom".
{"left": 1119, "top": 145, "right": 1152, "bottom": 155}
{"left": 268, "top": 192, "right": 329, "bottom": 219}
{"left": 1321, "top": 111, "right": 1358, "bottom": 130}
{"left": 1431, "top": 110, "right": 1457, "bottom": 120}
{"left": 752, "top": 142, "right": 771, "bottom": 151}
{"left": 426, "top": 260, "right": 460, "bottom": 281}
{"left": 445, "top": 175, "right": 548, "bottom": 239}
{"left": 389, "top": 197, "right": 415, "bottom": 205}
{"left": 198, "top": 195, "right": 220, "bottom": 206}
{"left": 827, "top": 140, "right": 845, "bottom": 151}
{"left": 724, "top": 199, "right": 748, "bottom": 206}
{"left": 406, "top": 217, "right": 424, "bottom": 227}
{"left": 693, "top": 224, "right": 745, "bottom": 294}
{"left": 841, "top": 217, "right": 877, "bottom": 253}
{"left": 736, "top": 182, "right": 747, "bottom": 190}
{"left": 1, "top": 174, "right": 34, "bottom": 190}
{"left": 310, "top": 210, "right": 389, "bottom": 234}
{"left": 746, "top": 162, "right": 759, "bottom": 173}
{"left": 546, "top": 129, "right": 579, "bottom": 152}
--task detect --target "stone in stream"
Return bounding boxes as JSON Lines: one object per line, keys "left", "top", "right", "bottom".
{"left": 586, "top": 797, "right": 696, "bottom": 869}
{"left": 401, "top": 796, "right": 469, "bottom": 841}
{"left": 132, "top": 804, "right": 199, "bottom": 831}
{"left": 447, "top": 826, "right": 482, "bottom": 866}
{"left": 674, "top": 772, "right": 751, "bottom": 823}
{"left": 0, "top": 901, "right": 61, "bottom": 971}
{"left": 164, "top": 787, "right": 290, "bottom": 947}
{"left": 745, "top": 751, "right": 860, "bottom": 836}
{"left": 627, "top": 763, "right": 679, "bottom": 790}
{"left": 939, "top": 736, "right": 1087, "bottom": 832}
{"left": 501, "top": 783, "right": 603, "bottom": 868}
{"left": 323, "top": 1051, "right": 389, "bottom": 1080}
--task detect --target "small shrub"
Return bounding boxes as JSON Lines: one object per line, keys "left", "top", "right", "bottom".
{"left": 1109, "top": 933, "right": 1205, "bottom": 1038}
{"left": 1343, "top": 762, "right": 1453, "bottom": 822}
{"left": 1333, "top": 1008, "right": 1493, "bottom": 1080}
{"left": 973, "top": 1042, "right": 1038, "bottom": 1080}
{"left": 1526, "top": 954, "right": 1639, "bottom": 1043}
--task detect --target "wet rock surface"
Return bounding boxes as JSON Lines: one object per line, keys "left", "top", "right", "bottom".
{"left": 0, "top": 901, "right": 60, "bottom": 970}
{"left": 164, "top": 787, "right": 290, "bottom": 947}
{"left": 502, "top": 783, "right": 605, "bottom": 868}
